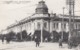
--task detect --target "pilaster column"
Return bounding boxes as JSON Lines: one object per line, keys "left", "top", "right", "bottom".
{"left": 41, "top": 19, "right": 44, "bottom": 43}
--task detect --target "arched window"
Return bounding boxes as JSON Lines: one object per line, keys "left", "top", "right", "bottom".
{"left": 53, "top": 23, "right": 58, "bottom": 29}
{"left": 63, "top": 23, "right": 66, "bottom": 29}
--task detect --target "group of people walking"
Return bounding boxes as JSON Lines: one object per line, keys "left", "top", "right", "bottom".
{"left": 1, "top": 35, "right": 63, "bottom": 48}
{"left": 1, "top": 35, "right": 11, "bottom": 44}
{"left": 34, "top": 35, "right": 63, "bottom": 47}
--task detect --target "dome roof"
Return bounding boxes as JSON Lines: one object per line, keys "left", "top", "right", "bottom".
{"left": 35, "top": 0, "right": 48, "bottom": 14}
{"left": 36, "top": 1, "right": 48, "bottom": 9}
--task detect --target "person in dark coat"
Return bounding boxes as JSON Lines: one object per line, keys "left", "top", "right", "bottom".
{"left": 6, "top": 35, "right": 11, "bottom": 44}
{"left": 1, "top": 35, "right": 4, "bottom": 44}
{"left": 35, "top": 37, "right": 40, "bottom": 47}
{"left": 59, "top": 38, "right": 63, "bottom": 48}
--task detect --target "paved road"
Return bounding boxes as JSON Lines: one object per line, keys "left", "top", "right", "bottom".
{"left": 0, "top": 40, "right": 76, "bottom": 50}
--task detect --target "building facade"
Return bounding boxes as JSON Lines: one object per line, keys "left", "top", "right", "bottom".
{"left": 6, "top": 1, "right": 80, "bottom": 39}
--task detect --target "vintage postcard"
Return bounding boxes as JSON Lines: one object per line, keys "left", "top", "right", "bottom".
{"left": 0, "top": 0, "right": 80, "bottom": 50}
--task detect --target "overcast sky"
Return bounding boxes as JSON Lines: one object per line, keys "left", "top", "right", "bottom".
{"left": 0, "top": 0, "right": 80, "bottom": 32}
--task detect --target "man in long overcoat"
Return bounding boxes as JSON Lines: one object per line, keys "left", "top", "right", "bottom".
{"left": 35, "top": 37, "right": 40, "bottom": 47}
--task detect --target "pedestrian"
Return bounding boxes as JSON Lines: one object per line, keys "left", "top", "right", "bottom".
{"left": 59, "top": 38, "right": 63, "bottom": 48}
{"left": 1, "top": 35, "right": 4, "bottom": 44}
{"left": 68, "top": 39, "right": 72, "bottom": 49}
{"left": 6, "top": 35, "right": 11, "bottom": 44}
{"left": 35, "top": 36, "right": 40, "bottom": 47}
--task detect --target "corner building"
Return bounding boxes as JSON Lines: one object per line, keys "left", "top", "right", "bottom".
{"left": 7, "top": 1, "right": 80, "bottom": 41}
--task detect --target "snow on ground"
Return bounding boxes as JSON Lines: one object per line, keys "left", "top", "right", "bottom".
{"left": 0, "top": 40, "right": 76, "bottom": 50}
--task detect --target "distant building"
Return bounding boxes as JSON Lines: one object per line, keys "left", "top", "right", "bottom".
{"left": 6, "top": 1, "right": 80, "bottom": 37}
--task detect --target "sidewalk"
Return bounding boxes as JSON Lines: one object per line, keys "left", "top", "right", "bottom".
{"left": 0, "top": 40, "right": 75, "bottom": 50}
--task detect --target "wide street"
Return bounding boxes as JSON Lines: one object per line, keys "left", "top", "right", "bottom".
{"left": 0, "top": 40, "right": 78, "bottom": 50}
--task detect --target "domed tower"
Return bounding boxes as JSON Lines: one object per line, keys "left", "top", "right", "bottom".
{"left": 35, "top": 0, "right": 48, "bottom": 14}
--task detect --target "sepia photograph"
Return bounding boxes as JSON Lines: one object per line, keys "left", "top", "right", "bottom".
{"left": 0, "top": 0, "right": 80, "bottom": 50}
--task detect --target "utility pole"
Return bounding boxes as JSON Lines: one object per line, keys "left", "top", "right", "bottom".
{"left": 61, "top": 7, "right": 65, "bottom": 40}
{"left": 66, "top": 0, "right": 75, "bottom": 48}
{"left": 67, "top": 0, "right": 72, "bottom": 48}
{"left": 68, "top": 0, "right": 75, "bottom": 40}
{"left": 68, "top": 0, "right": 72, "bottom": 41}
{"left": 72, "top": 0, "right": 75, "bottom": 29}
